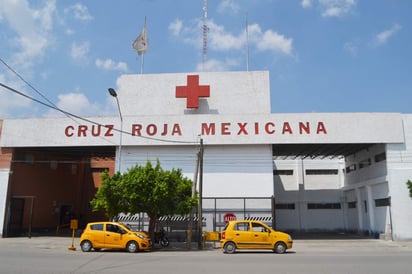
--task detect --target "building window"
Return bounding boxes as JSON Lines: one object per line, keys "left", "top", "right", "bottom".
{"left": 275, "top": 203, "right": 295, "bottom": 210}
{"left": 307, "top": 203, "right": 341, "bottom": 209}
{"left": 345, "top": 164, "right": 356, "bottom": 174}
{"left": 359, "top": 158, "right": 371, "bottom": 169}
{"left": 305, "top": 169, "right": 338, "bottom": 175}
{"left": 348, "top": 201, "right": 357, "bottom": 208}
{"left": 374, "top": 152, "right": 386, "bottom": 163}
{"left": 273, "top": 169, "right": 293, "bottom": 175}
{"left": 375, "top": 198, "right": 390, "bottom": 207}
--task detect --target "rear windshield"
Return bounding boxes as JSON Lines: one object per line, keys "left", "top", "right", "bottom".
{"left": 222, "top": 223, "right": 229, "bottom": 231}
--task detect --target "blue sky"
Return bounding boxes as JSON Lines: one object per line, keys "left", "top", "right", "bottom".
{"left": 0, "top": 0, "right": 411, "bottom": 118}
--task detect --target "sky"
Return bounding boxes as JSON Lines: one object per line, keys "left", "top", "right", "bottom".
{"left": 0, "top": 0, "right": 411, "bottom": 119}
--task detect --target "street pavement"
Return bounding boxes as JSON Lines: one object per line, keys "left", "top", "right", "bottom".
{"left": 1, "top": 236, "right": 412, "bottom": 274}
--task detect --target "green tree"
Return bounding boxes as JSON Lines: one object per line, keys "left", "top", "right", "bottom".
{"left": 90, "top": 160, "right": 197, "bottom": 237}
{"left": 407, "top": 180, "right": 412, "bottom": 199}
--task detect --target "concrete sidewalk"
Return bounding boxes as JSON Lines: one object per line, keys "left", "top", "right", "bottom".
{"left": 1, "top": 236, "right": 412, "bottom": 253}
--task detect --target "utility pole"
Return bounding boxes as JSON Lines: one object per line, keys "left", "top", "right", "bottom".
{"left": 187, "top": 149, "right": 200, "bottom": 250}
{"left": 197, "top": 138, "right": 204, "bottom": 249}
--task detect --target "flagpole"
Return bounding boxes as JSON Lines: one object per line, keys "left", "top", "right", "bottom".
{"left": 141, "top": 16, "right": 146, "bottom": 74}
{"left": 141, "top": 54, "right": 144, "bottom": 74}
{"left": 132, "top": 16, "right": 148, "bottom": 74}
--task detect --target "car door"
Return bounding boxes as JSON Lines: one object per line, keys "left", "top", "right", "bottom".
{"left": 104, "top": 224, "right": 123, "bottom": 248}
{"left": 232, "top": 221, "right": 253, "bottom": 249}
{"left": 89, "top": 223, "right": 105, "bottom": 248}
{"left": 250, "top": 222, "right": 272, "bottom": 249}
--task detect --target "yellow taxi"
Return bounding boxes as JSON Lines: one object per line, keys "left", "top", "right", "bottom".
{"left": 220, "top": 220, "right": 293, "bottom": 254}
{"left": 79, "top": 221, "right": 152, "bottom": 252}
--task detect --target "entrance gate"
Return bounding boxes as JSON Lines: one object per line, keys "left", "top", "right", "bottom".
{"left": 117, "top": 196, "right": 276, "bottom": 242}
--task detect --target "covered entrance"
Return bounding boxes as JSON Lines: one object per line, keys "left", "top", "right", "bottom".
{"left": 3, "top": 146, "right": 114, "bottom": 237}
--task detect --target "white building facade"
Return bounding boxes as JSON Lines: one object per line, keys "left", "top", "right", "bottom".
{"left": 1, "top": 71, "right": 412, "bottom": 239}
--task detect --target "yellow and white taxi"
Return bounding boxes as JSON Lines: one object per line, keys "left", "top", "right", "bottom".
{"left": 79, "top": 221, "right": 151, "bottom": 252}
{"left": 220, "top": 220, "right": 293, "bottom": 254}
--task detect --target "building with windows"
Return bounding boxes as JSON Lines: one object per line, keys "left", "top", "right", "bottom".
{"left": 1, "top": 71, "right": 411, "bottom": 240}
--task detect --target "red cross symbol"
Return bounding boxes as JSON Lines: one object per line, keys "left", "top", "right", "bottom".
{"left": 176, "top": 75, "right": 210, "bottom": 108}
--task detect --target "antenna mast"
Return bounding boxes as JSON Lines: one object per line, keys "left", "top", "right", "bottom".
{"left": 202, "top": 0, "right": 208, "bottom": 71}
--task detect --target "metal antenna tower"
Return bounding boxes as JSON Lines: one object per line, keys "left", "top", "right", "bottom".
{"left": 202, "top": 0, "right": 208, "bottom": 71}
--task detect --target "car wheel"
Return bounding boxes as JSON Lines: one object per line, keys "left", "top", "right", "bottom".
{"left": 126, "top": 241, "right": 139, "bottom": 253}
{"left": 274, "top": 242, "right": 286, "bottom": 254}
{"left": 80, "top": 240, "right": 92, "bottom": 252}
{"left": 223, "top": 242, "right": 236, "bottom": 254}
{"left": 160, "top": 237, "right": 169, "bottom": 248}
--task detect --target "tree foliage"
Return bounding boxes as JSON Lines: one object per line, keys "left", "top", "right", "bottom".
{"left": 407, "top": 180, "right": 412, "bottom": 199}
{"left": 90, "top": 160, "right": 198, "bottom": 234}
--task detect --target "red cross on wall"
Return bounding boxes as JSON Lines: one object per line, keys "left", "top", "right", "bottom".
{"left": 176, "top": 75, "right": 210, "bottom": 108}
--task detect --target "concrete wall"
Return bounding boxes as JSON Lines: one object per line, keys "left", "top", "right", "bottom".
{"left": 121, "top": 144, "right": 274, "bottom": 198}
{"left": 274, "top": 158, "right": 346, "bottom": 232}
{"left": 386, "top": 114, "right": 412, "bottom": 240}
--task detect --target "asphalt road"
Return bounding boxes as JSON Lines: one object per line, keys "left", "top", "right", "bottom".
{"left": 0, "top": 237, "right": 411, "bottom": 274}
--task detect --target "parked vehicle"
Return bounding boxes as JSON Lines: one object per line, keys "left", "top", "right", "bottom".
{"left": 154, "top": 228, "right": 170, "bottom": 248}
{"left": 79, "top": 221, "right": 152, "bottom": 253}
{"left": 220, "top": 220, "right": 293, "bottom": 254}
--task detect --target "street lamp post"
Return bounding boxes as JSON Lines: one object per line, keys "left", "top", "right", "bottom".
{"left": 108, "top": 88, "right": 123, "bottom": 172}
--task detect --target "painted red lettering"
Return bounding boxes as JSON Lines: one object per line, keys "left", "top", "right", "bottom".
{"left": 299, "top": 122, "right": 310, "bottom": 134}
{"left": 171, "top": 124, "right": 182, "bottom": 135}
{"left": 237, "top": 123, "right": 248, "bottom": 135}
{"left": 254, "top": 122, "right": 259, "bottom": 134}
{"left": 105, "top": 125, "right": 114, "bottom": 137}
{"left": 78, "top": 125, "right": 87, "bottom": 137}
{"left": 221, "top": 123, "right": 231, "bottom": 135}
{"left": 91, "top": 125, "right": 101, "bottom": 137}
{"left": 65, "top": 126, "right": 74, "bottom": 137}
{"left": 265, "top": 122, "right": 275, "bottom": 134}
{"left": 282, "top": 122, "right": 292, "bottom": 134}
{"left": 132, "top": 124, "right": 143, "bottom": 136}
{"left": 147, "top": 124, "right": 157, "bottom": 136}
{"left": 201, "top": 123, "right": 215, "bottom": 135}
{"left": 317, "top": 122, "right": 327, "bottom": 134}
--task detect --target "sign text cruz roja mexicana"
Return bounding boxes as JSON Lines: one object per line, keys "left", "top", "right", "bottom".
{"left": 64, "top": 121, "right": 328, "bottom": 138}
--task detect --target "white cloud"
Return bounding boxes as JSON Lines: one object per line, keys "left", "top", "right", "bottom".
{"left": 71, "top": 41, "right": 90, "bottom": 62}
{"left": 196, "top": 58, "right": 239, "bottom": 72}
{"left": 168, "top": 19, "right": 183, "bottom": 36}
{"left": 320, "top": 0, "right": 356, "bottom": 17}
{"left": 96, "top": 58, "right": 128, "bottom": 72}
{"left": 207, "top": 20, "right": 244, "bottom": 51}
{"left": 46, "top": 92, "right": 100, "bottom": 117}
{"left": 301, "top": 0, "right": 313, "bottom": 8}
{"left": 343, "top": 42, "right": 358, "bottom": 56}
{"left": 217, "top": 0, "right": 240, "bottom": 13}
{"left": 169, "top": 18, "right": 294, "bottom": 58}
{"left": 64, "top": 3, "right": 93, "bottom": 21}
{"left": 375, "top": 24, "right": 401, "bottom": 45}
{"left": 302, "top": 0, "right": 356, "bottom": 17}
{"left": 32, "top": 0, "right": 56, "bottom": 30}
{"left": 0, "top": 0, "right": 57, "bottom": 67}
{"left": 248, "top": 24, "right": 293, "bottom": 55}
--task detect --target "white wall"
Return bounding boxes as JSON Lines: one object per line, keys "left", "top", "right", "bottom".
{"left": 386, "top": 114, "right": 412, "bottom": 240}
{"left": 0, "top": 170, "right": 10, "bottom": 236}
{"left": 274, "top": 158, "right": 346, "bottom": 232}
{"left": 121, "top": 144, "right": 274, "bottom": 198}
